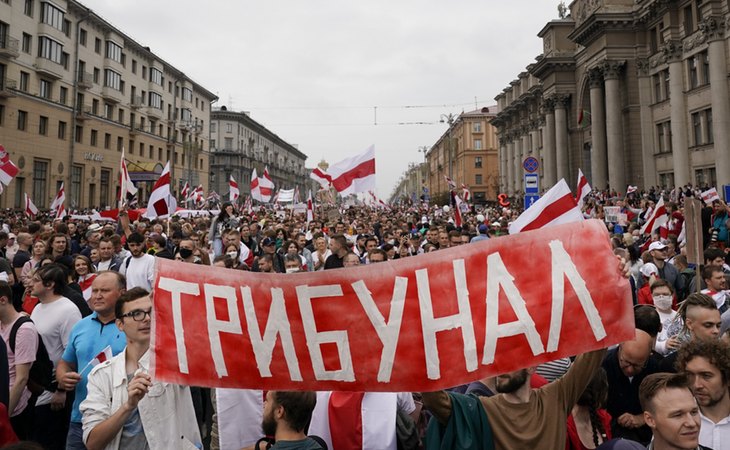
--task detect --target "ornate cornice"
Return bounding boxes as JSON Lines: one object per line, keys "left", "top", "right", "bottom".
{"left": 701, "top": 16, "right": 726, "bottom": 43}
{"left": 601, "top": 60, "right": 625, "bottom": 80}
{"left": 552, "top": 94, "right": 571, "bottom": 109}
{"left": 588, "top": 67, "right": 603, "bottom": 88}
{"left": 636, "top": 58, "right": 650, "bottom": 77}
{"left": 661, "top": 40, "right": 683, "bottom": 63}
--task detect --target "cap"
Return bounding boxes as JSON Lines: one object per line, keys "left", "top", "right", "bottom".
{"left": 87, "top": 223, "right": 102, "bottom": 232}
{"left": 7, "top": 233, "right": 15, "bottom": 239}
{"left": 640, "top": 262, "right": 659, "bottom": 278}
{"left": 478, "top": 224, "right": 488, "bottom": 234}
{"left": 421, "top": 216, "right": 428, "bottom": 224}
{"left": 409, "top": 232, "right": 421, "bottom": 240}
{"left": 648, "top": 241, "right": 668, "bottom": 252}
{"left": 261, "top": 237, "right": 276, "bottom": 246}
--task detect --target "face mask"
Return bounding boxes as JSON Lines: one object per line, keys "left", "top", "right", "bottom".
{"left": 179, "top": 248, "right": 193, "bottom": 259}
{"left": 653, "top": 294, "right": 673, "bottom": 310}
{"left": 227, "top": 251, "right": 238, "bottom": 259}
{"left": 285, "top": 267, "right": 299, "bottom": 274}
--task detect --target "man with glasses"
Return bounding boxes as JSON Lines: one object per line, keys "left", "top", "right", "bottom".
{"left": 80, "top": 287, "right": 201, "bottom": 449}
{"left": 602, "top": 328, "right": 658, "bottom": 445}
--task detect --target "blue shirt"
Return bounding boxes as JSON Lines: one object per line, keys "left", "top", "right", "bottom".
{"left": 62, "top": 312, "right": 126, "bottom": 423}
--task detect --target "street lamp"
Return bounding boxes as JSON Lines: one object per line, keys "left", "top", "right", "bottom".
{"left": 439, "top": 114, "right": 457, "bottom": 180}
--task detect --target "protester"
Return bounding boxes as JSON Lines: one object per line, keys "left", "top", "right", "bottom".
{"left": 119, "top": 233, "right": 155, "bottom": 291}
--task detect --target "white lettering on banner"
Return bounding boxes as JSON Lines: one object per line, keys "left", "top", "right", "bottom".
{"left": 483, "top": 252, "right": 545, "bottom": 365}
{"left": 546, "top": 240, "right": 606, "bottom": 352}
{"left": 416, "top": 260, "right": 477, "bottom": 380}
{"left": 204, "top": 284, "right": 243, "bottom": 378}
{"left": 157, "top": 278, "right": 200, "bottom": 374}
{"left": 295, "top": 285, "right": 355, "bottom": 382}
{"left": 241, "top": 286, "right": 302, "bottom": 381}
{"left": 352, "top": 277, "right": 408, "bottom": 383}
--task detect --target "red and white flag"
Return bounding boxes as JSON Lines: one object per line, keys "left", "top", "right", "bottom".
{"left": 640, "top": 197, "right": 668, "bottom": 236}
{"left": 701, "top": 187, "right": 721, "bottom": 205}
{"left": 310, "top": 167, "right": 332, "bottom": 188}
{"left": 626, "top": 185, "right": 638, "bottom": 195}
{"left": 306, "top": 190, "right": 314, "bottom": 225}
{"left": 0, "top": 146, "right": 18, "bottom": 187}
{"left": 119, "top": 149, "right": 138, "bottom": 207}
{"left": 50, "top": 183, "right": 66, "bottom": 219}
{"left": 576, "top": 168, "right": 592, "bottom": 209}
{"left": 229, "top": 176, "right": 239, "bottom": 202}
{"left": 24, "top": 193, "right": 38, "bottom": 218}
{"left": 180, "top": 182, "right": 190, "bottom": 202}
{"left": 451, "top": 192, "right": 465, "bottom": 227}
{"left": 250, "top": 168, "right": 273, "bottom": 203}
{"left": 309, "top": 391, "right": 399, "bottom": 450}
{"left": 509, "top": 179, "right": 583, "bottom": 234}
{"left": 79, "top": 345, "right": 114, "bottom": 375}
{"left": 444, "top": 175, "right": 456, "bottom": 191}
{"left": 461, "top": 184, "right": 471, "bottom": 203}
{"left": 328, "top": 146, "right": 376, "bottom": 197}
{"left": 143, "top": 162, "right": 177, "bottom": 219}
{"left": 188, "top": 185, "right": 204, "bottom": 204}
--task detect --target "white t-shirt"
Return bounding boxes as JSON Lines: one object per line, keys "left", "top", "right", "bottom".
{"left": 31, "top": 296, "right": 82, "bottom": 406}
{"left": 96, "top": 259, "right": 112, "bottom": 271}
{"left": 120, "top": 253, "right": 156, "bottom": 291}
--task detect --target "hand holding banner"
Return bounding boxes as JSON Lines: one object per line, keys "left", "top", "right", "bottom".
{"left": 151, "top": 219, "right": 633, "bottom": 392}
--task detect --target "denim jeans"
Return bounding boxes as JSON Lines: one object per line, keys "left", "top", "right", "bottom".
{"left": 66, "top": 421, "right": 86, "bottom": 450}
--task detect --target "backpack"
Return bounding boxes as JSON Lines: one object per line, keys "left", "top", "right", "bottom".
{"left": 9, "top": 316, "right": 56, "bottom": 395}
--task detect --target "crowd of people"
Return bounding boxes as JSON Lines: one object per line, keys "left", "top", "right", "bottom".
{"left": 0, "top": 183, "right": 728, "bottom": 449}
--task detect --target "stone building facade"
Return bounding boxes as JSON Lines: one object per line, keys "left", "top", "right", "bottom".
{"left": 494, "top": 0, "right": 730, "bottom": 195}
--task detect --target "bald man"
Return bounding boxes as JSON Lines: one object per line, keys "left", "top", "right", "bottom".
{"left": 602, "top": 329, "right": 659, "bottom": 445}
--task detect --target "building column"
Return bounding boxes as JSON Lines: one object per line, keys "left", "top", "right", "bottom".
{"left": 554, "top": 95, "right": 570, "bottom": 183}
{"left": 636, "top": 58, "right": 658, "bottom": 188}
{"left": 703, "top": 17, "right": 730, "bottom": 188}
{"left": 588, "top": 68, "right": 608, "bottom": 190}
{"left": 602, "top": 60, "right": 626, "bottom": 192}
{"left": 507, "top": 138, "right": 515, "bottom": 195}
{"left": 513, "top": 134, "right": 522, "bottom": 194}
{"left": 543, "top": 99, "right": 557, "bottom": 189}
{"left": 499, "top": 137, "right": 508, "bottom": 193}
{"left": 664, "top": 41, "right": 691, "bottom": 187}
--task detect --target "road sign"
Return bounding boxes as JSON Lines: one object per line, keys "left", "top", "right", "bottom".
{"left": 525, "top": 195, "right": 540, "bottom": 209}
{"left": 523, "top": 157, "right": 539, "bottom": 173}
{"left": 524, "top": 173, "right": 539, "bottom": 194}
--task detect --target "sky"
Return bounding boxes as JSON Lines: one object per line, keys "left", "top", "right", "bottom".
{"left": 82, "top": 0, "right": 561, "bottom": 198}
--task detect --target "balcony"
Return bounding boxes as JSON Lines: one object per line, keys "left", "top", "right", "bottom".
{"left": 75, "top": 105, "right": 92, "bottom": 121}
{"left": 34, "top": 58, "right": 63, "bottom": 79}
{"left": 0, "top": 78, "right": 16, "bottom": 99}
{"left": 0, "top": 37, "right": 19, "bottom": 59}
{"left": 101, "top": 86, "right": 122, "bottom": 103}
{"left": 130, "top": 96, "right": 144, "bottom": 109}
{"left": 146, "top": 105, "right": 162, "bottom": 120}
{"left": 129, "top": 122, "right": 142, "bottom": 136}
{"left": 77, "top": 72, "right": 93, "bottom": 90}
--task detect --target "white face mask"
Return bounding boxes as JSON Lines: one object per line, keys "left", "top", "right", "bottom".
{"left": 285, "top": 267, "right": 299, "bottom": 274}
{"left": 227, "top": 251, "right": 238, "bottom": 259}
{"left": 653, "top": 294, "right": 673, "bottom": 311}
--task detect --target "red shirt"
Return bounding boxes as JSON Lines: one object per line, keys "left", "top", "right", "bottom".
{"left": 565, "top": 409, "right": 612, "bottom": 450}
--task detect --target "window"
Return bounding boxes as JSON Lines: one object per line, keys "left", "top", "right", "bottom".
{"left": 92, "top": 98, "right": 99, "bottom": 115}
{"left": 150, "top": 68, "right": 162, "bottom": 85}
{"left": 473, "top": 122, "right": 482, "bottom": 132}
{"left": 224, "top": 137, "right": 233, "bottom": 150}
{"left": 104, "top": 103, "right": 113, "bottom": 119}
{"left": 118, "top": 108, "right": 124, "bottom": 123}
{"left": 131, "top": 59, "right": 137, "bottom": 74}
{"left": 702, "top": 51, "right": 710, "bottom": 85}
{"left": 181, "top": 108, "right": 192, "bottom": 122}
{"left": 105, "top": 40, "right": 122, "bottom": 63}
{"left": 210, "top": 139, "right": 216, "bottom": 149}
{"left": 38, "top": 36, "right": 63, "bottom": 64}
{"left": 475, "top": 156, "right": 483, "bottom": 168}
{"left": 24, "top": 0, "right": 33, "bottom": 16}
{"left": 148, "top": 145, "right": 153, "bottom": 158}
{"left": 684, "top": 5, "right": 694, "bottom": 35}
{"left": 474, "top": 139, "right": 482, "bottom": 150}
{"left": 61, "top": 51, "right": 69, "bottom": 70}
{"left": 19, "top": 72, "right": 29, "bottom": 91}
{"left": 21, "top": 33, "right": 31, "bottom": 53}
{"left": 706, "top": 109, "right": 713, "bottom": 143}
{"left": 117, "top": 136, "right": 123, "bottom": 151}
{"left": 17, "top": 110, "right": 27, "bottom": 131}
{"left": 38, "top": 115, "right": 48, "bottom": 135}
{"left": 100, "top": 169, "right": 110, "bottom": 207}
{"left": 688, "top": 55, "right": 699, "bottom": 89}
{"left": 104, "top": 133, "right": 110, "bottom": 149}
{"left": 33, "top": 159, "right": 48, "bottom": 208}
{"left": 79, "top": 28, "right": 86, "bottom": 46}
{"left": 182, "top": 87, "right": 193, "bottom": 102}
{"left": 104, "top": 69, "right": 121, "bottom": 91}
{"left": 70, "top": 165, "right": 82, "bottom": 206}
{"left": 658, "top": 172, "right": 674, "bottom": 189}
{"left": 94, "top": 38, "right": 101, "bottom": 54}
{"left": 656, "top": 122, "right": 672, "bottom": 153}
{"left": 210, "top": 122, "right": 216, "bottom": 133}
{"left": 475, "top": 174, "right": 483, "bottom": 185}
{"left": 58, "top": 120, "right": 66, "bottom": 139}
{"left": 692, "top": 111, "right": 703, "bottom": 146}
{"left": 75, "top": 125, "right": 82, "bottom": 143}
{"left": 142, "top": 66, "right": 146, "bottom": 80}
{"left": 226, "top": 123, "right": 233, "bottom": 133}
{"left": 39, "top": 79, "right": 51, "bottom": 99}
{"left": 148, "top": 92, "right": 162, "bottom": 109}
{"left": 62, "top": 19, "right": 70, "bottom": 37}
{"left": 663, "top": 70, "right": 670, "bottom": 100}
{"left": 90, "top": 129, "right": 97, "bottom": 146}
{"left": 40, "top": 1, "right": 65, "bottom": 31}
{"left": 92, "top": 67, "right": 99, "bottom": 84}
{"left": 13, "top": 177, "right": 24, "bottom": 209}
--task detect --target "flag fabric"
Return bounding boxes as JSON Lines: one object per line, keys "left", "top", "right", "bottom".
{"left": 444, "top": 175, "right": 457, "bottom": 191}
{"left": 306, "top": 190, "right": 314, "bottom": 225}
{"left": 262, "top": 167, "right": 275, "bottom": 196}
{"left": 229, "top": 176, "right": 239, "bottom": 202}
{"left": 626, "top": 185, "right": 638, "bottom": 195}
{"left": 509, "top": 179, "right": 583, "bottom": 234}
{"left": 79, "top": 345, "right": 114, "bottom": 375}
{"left": 461, "top": 184, "right": 471, "bottom": 203}
{"left": 578, "top": 109, "right": 591, "bottom": 128}
{"left": 310, "top": 167, "right": 332, "bottom": 188}
{"left": 119, "top": 150, "right": 137, "bottom": 207}
{"left": 0, "top": 146, "right": 19, "bottom": 187}
{"left": 188, "top": 185, "right": 204, "bottom": 205}
{"left": 640, "top": 197, "right": 668, "bottom": 235}
{"left": 207, "top": 190, "right": 220, "bottom": 203}
{"left": 327, "top": 146, "right": 376, "bottom": 197}
{"left": 576, "top": 168, "right": 592, "bottom": 209}
{"left": 50, "top": 183, "right": 66, "bottom": 219}
{"left": 701, "top": 187, "right": 721, "bottom": 205}
{"left": 243, "top": 195, "right": 252, "bottom": 213}
{"left": 451, "top": 192, "right": 464, "bottom": 228}
{"left": 250, "top": 168, "right": 273, "bottom": 203}
{"left": 24, "top": 193, "right": 38, "bottom": 218}
{"left": 143, "top": 162, "right": 177, "bottom": 219}
{"left": 180, "top": 182, "right": 190, "bottom": 202}
{"left": 293, "top": 186, "right": 300, "bottom": 204}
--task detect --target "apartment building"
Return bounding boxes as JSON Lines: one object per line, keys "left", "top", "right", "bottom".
{"left": 0, "top": 0, "right": 216, "bottom": 209}
{"left": 494, "top": 0, "right": 730, "bottom": 194}
{"left": 209, "top": 106, "right": 308, "bottom": 197}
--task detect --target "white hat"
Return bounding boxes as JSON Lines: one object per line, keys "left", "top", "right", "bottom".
{"left": 640, "top": 262, "right": 659, "bottom": 278}
{"left": 648, "top": 241, "right": 668, "bottom": 252}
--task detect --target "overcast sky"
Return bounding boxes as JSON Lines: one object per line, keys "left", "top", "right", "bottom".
{"left": 83, "top": 0, "right": 560, "bottom": 198}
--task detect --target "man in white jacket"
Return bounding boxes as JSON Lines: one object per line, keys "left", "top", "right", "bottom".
{"left": 80, "top": 287, "right": 201, "bottom": 450}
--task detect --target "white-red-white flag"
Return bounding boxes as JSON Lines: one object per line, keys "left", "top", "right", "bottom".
{"left": 327, "top": 146, "right": 376, "bottom": 197}
{"left": 444, "top": 175, "right": 457, "bottom": 191}
{"left": 576, "top": 168, "right": 592, "bottom": 209}
{"left": 451, "top": 191, "right": 465, "bottom": 227}
{"left": 640, "top": 197, "right": 668, "bottom": 236}
{"left": 50, "top": 183, "right": 66, "bottom": 219}
{"left": 0, "top": 146, "right": 18, "bottom": 187}
{"left": 310, "top": 167, "right": 332, "bottom": 188}
{"left": 90, "top": 345, "right": 112, "bottom": 367}
{"left": 180, "top": 182, "right": 190, "bottom": 202}
{"left": 143, "top": 162, "right": 177, "bottom": 219}
{"left": 250, "top": 168, "right": 273, "bottom": 203}
{"left": 229, "top": 176, "right": 239, "bottom": 202}
{"left": 262, "top": 166, "right": 275, "bottom": 195}
{"left": 509, "top": 179, "right": 583, "bottom": 234}
{"left": 24, "top": 193, "right": 38, "bottom": 218}
{"left": 306, "top": 190, "right": 314, "bottom": 225}
{"left": 188, "top": 184, "right": 204, "bottom": 204}
{"left": 461, "top": 184, "right": 471, "bottom": 203}
{"left": 626, "top": 185, "right": 638, "bottom": 195}
{"left": 119, "top": 149, "right": 137, "bottom": 207}
{"left": 701, "top": 187, "right": 721, "bottom": 205}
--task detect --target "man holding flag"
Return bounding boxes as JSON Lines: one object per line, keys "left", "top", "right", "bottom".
{"left": 56, "top": 272, "right": 128, "bottom": 450}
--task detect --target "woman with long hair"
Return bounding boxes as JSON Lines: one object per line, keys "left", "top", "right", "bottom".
{"left": 73, "top": 255, "right": 97, "bottom": 303}
{"left": 566, "top": 367, "right": 611, "bottom": 449}
{"left": 20, "top": 240, "right": 46, "bottom": 285}
{"left": 208, "top": 202, "right": 239, "bottom": 256}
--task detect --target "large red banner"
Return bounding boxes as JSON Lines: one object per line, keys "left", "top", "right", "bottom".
{"left": 151, "top": 219, "right": 634, "bottom": 392}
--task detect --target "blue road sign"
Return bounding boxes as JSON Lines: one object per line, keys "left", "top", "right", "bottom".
{"left": 524, "top": 173, "right": 539, "bottom": 194}
{"left": 724, "top": 185, "right": 730, "bottom": 202}
{"left": 523, "top": 157, "right": 539, "bottom": 173}
{"left": 525, "top": 195, "right": 540, "bottom": 209}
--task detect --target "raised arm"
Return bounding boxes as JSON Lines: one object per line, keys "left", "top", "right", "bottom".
{"left": 421, "top": 390, "right": 453, "bottom": 425}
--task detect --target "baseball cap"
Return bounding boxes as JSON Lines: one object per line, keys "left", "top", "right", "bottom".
{"left": 261, "top": 237, "right": 276, "bottom": 246}
{"left": 648, "top": 241, "right": 668, "bottom": 252}
{"left": 87, "top": 223, "right": 103, "bottom": 232}
{"left": 409, "top": 232, "right": 421, "bottom": 240}
{"left": 640, "top": 262, "right": 659, "bottom": 278}
{"left": 478, "top": 224, "right": 488, "bottom": 234}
